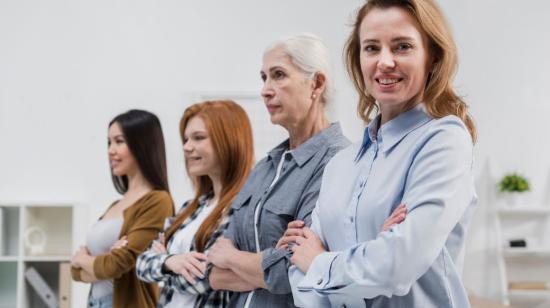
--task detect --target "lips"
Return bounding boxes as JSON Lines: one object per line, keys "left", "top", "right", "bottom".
{"left": 374, "top": 74, "right": 403, "bottom": 89}
{"left": 110, "top": 158, "right": 122, "bottom": 168}
{"left": 187, "top": 157, "right": 202, "bottom": 165}
{"left": 266, "top": 104, "right": 281, "bottom": 114}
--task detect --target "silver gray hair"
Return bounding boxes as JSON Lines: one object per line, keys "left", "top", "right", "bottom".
{"left": 265, "top": 33, "right": 334, "bottom": 106}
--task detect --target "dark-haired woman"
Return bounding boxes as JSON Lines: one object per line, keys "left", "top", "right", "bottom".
{"left": 71, "top": 109, "right": 174, "bottom": 308}
{"left": 136, "top": 100, "right": 255, "bottom": 308}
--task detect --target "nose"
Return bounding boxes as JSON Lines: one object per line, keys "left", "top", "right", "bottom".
{"left": 377, "top": 48, "right": 396, "bottom": 71}
{"left": 261, "top": 79, "right": 274, "bottom": 99}
{"left": 108, "top": 143, "right": 116, "bottom": 156}
{"left": 182, "top": 140, "right": 193, "bottom": 153}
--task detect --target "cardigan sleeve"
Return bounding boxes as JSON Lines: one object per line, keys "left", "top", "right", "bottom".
{"left": 71, "top": 266, "right": 83, "bottom": 281}
{"left": 93, "top": 191, "right": 174, "bottom": 280}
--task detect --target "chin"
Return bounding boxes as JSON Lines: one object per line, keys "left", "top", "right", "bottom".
{"left": 376, "top": 95, "right": 408, "bottom": 106}
{"left": 111, "top": 169, "right": 125, "bottom": 177}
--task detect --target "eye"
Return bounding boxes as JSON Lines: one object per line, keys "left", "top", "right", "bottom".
{"left": 396, "top": 43, "right": 413, "bottom": 52}
{"left": 260, "top": 72, "right": 266, "bottom": 82}
{"left": 193, "top": 135, "right": 206, "bottom": 141}
{"left": 272, "top": 70, "right": 286, "bottom": 80}
{"left": 363, "top": 44, "right": 379, "bottom": 53}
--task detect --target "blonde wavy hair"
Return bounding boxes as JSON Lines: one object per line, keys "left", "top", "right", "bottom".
{"left": 344, "top": 0, "right": 476, "bottom": 142}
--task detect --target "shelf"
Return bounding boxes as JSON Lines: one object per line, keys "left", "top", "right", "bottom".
{"left": 23, "top": 262, "right": 62, "bottom": 308}
{"left": 509, "top": 289, "right": 550, "bottom": 300}
{"left": 0, "top": 256, "right": 19, "bottom": 262}
{"left": 0, "top": 202, "right": 81, "bottom": 308}
{"left": 23, "top": 206, "right": 73, "bottom": 256}
{"left": 504, "top": 247, "right": 550, "bottom": 257}
{"left": 0, "top": 206, "right": 20, "bottom": 257}
{"left": 22, "top": 255, "right": 71, "bottom": 262}
{"left": 0, "top": 262, "right": 18, "bottom": 308}
{"left": 498, "top": 207, "right": 550, "bottom": 215}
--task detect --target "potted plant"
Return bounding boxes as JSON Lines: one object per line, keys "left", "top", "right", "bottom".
{"left": 498, "top": 173, "right": 530, "bottom": 206}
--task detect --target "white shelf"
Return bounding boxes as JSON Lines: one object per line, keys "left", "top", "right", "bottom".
{"left": 509, "top": 289, "right": 550, "bottom": 300}
{"left": 0, "top": 256, "right": 19, "bottom": 262}
{"left": 504, "top": 247, "right": 550, "bottom": 257}
{"left": 23, "top": 255, "right": 71, "bottom": 262}
{"left": 498, "top": 207, "right": 550, "bottom": 215}
{"left": 0, "top": 202, "right": 81, "bottom": 308}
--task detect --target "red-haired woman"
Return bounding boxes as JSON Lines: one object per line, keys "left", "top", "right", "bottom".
{"left": 136, "top": 100, "right": 255, "bottom": 308}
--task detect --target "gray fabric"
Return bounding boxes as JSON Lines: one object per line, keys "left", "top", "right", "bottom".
{"left": 224, "top": 123, "right": 350, "bottom": 308}
{"left": 86, "top": 218, "right": 123, "bottom": 299}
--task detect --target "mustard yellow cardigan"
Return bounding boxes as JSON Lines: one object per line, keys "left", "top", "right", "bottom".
{"left": 72, "top": 190, "right": 174, "bottom": 308}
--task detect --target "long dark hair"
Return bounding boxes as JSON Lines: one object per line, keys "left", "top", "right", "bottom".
{"left": 109, "top": 109, "right": 170, "bottom": 194}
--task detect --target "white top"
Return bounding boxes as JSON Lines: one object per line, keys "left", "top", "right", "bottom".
{"left": 244, "top": 150, "right": 289, "bottom": 308}
{"left": 86, "top": 218, "right": 123, "bottom": 299}
{"left": 164, "top": 199, "right": 217, "bottom": 308}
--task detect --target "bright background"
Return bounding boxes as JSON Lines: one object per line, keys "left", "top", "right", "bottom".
{"left": 1, "top": 0, "right": 549, "bottom": 304}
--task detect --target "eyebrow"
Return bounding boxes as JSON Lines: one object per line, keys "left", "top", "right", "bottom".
{"left": 362, "top": 36, "right": 415, "bottom": 44}
{"left": 261, "top": 65, "right": 286, "bottom": 75}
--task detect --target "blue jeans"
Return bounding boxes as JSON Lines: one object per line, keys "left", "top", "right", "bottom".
{"left": 88, "top": 294, "right": 113, "bottom": 308}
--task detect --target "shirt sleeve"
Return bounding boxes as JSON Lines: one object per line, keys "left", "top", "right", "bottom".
{"left": 93, "top": 192, "right": 174, "bottom": 280}
{"left": 166, "top": 212, "right": 233, "bottom": 296}
{"left": 70, "top": 267, "right": 83, "bottom": 282}
{"left": 289, "top": 204, "right": 332, "bottom": 307}
{"left": 296, "top": 120, "right": 475, "bottom": 299}
{"left": 135, "top": 243, "right": 173, "bottom": 283}
{"left": 261, "top": 159, "right": 328, "bottom": 295}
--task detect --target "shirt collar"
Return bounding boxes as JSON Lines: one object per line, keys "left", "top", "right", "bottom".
{"left": 268, "top": 122, "right": 343, "bottom": 167}
{"left": 356, "top": 104, "right": 431, "bottom": 160}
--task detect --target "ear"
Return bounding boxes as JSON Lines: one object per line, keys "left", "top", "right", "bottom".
{"left": 311, "top": 72, "right": 327, "bottom": 100}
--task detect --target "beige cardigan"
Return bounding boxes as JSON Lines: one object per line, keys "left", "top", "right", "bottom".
{"left": 72, "top": 190, "right": 174, "bottom": 308}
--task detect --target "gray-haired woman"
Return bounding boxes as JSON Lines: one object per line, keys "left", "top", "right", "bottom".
{"left": 206, "top": 33, "right": 350, "bottom": 308}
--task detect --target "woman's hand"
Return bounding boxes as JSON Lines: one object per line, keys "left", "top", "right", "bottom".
{"left": 152, "top": 232, "right": 168, "bottom": 254}
{"left": 71, "top": 245, "right": 90, "bottom": 268}
{"left": 165, "top": 252, "right": 208, "bottom": 284}
{"left": 276, "top": 220, "right": 305, "bottom": 249}
{"left": 290, "top": 227, "right": 326, "bottom": 273}
{"left": 110, "top": 236, "right": 128, "bottom": 251}
{"left": 208, "top": 237, "right": 238, "bottom": 269}
{"left": 381, "top": 203, "right": 407, "bottom": 232}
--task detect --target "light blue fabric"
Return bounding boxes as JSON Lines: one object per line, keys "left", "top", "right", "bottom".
{"left": 88, "top": 294, "right": 112, "bottom": 308}
{"left": 289, "top": 104, "right": 477, "bottom": 308}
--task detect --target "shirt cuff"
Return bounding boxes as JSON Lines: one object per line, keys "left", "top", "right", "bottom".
{"left": 297, "top": 251, "right": 339, "bottom": 292}
{"left": 261, "top": 247, "right": 291, "bottom": 271}
{"left": 159, "top": 254, "right": 175, "bottom": 276}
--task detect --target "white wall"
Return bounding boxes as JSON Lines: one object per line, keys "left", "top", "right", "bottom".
{"left": 1, "top": 0, "right": 549, "bottom": 303}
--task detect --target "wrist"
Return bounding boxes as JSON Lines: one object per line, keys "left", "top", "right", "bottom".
{"left": 162, "top": 255, "right": 175, "bottom": 274}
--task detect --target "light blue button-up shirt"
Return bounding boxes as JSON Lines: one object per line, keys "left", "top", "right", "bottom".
{"left": 289, "top": 104, "right": 477, "bottom": 308}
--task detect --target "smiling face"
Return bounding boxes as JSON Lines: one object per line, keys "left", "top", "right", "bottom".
{"left": 260, "top": 45, "right": 316, "bottom": 129}
{"left": 360, "top": 7, "right": 432, "bottom": 121}
{"left": 182, "top": 116, "right": 220, "bottom": 179}
{"left": 108, "top": 122, "right": 138, "bottom": 177}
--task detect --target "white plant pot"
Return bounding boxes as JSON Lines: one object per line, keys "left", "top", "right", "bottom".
{"left": 501, "top": 192, "right": 525, "bottom": 207}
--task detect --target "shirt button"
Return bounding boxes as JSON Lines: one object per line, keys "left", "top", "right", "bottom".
{"left": 317, "top": 278, "right": 323, "bottom": 285}
{"left": 350, "top": 217, "right": 354, "bottom": 223}
{"left": 340, "top": 304, "right": 347, "bottom": 308}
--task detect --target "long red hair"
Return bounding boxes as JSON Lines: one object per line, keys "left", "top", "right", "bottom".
{"left": 165, "top": 100, "right": 254, "bottom": 251}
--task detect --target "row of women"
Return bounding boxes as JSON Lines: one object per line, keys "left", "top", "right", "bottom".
{"left": 70, "top": 1, "right": 478, "bottom": 307}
